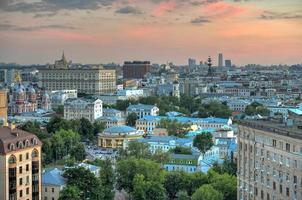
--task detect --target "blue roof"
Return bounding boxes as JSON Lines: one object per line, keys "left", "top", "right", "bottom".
{"left": 42, "top": 168, "right": 66, "bottom": 186}
{"left": 104, "top": 125, "right": 137, "bottom": 133}
{"left": 103, "top": 108, "right": 121, "bottom": 113}
{"left": 138, "top": 136, "right": 192, "bottom": 145}
{"left": 138, "top": 115, "right": 229, "bottom": 124}
{"left": 289, "top": 109, "right": 302, "bottom": 115}
{"left": 127, "top": 103, "right": 156, "bottom": 110}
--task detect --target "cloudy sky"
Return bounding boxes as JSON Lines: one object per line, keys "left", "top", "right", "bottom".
{"left": 0, "top": 0, "right": 301, "bottom": 65}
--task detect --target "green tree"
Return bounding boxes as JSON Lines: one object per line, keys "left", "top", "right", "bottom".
{"left": 176, "top": 191, "right": 190, "bottom": 200}
{"left": 208, "top": 171, "right": 237, "bottom": 200}
{"left": 212, "top": 159, "right": 237, "bottom": 176}
{"left": 169, "top": 146, "right": 192, "bottom": 155}
{"left": 193, "top": 133, "right": 214, "bottom": 154}
{"left": 159, "top": 119, "right": 191, "bottom": 137}
{"left": 127, "top": 112, "right": 138, "bottom": 126}
{"left": 198, "top": 101, "right": 232, "bottom": 118}
{"left": 245, "top": 102, "right": 269, "bottom": 116}
{"left": 70, "top": 143, "right": 86, "bottom": 161}
{"left": 59, "top": 185, "right": 81, "bottom": 200}
{"left": 133, "top": 174, "right": 167, "bottom": 200}
{"left": 164, "top": 171, "right": 188, "bottom": 199}
{"left": 192, "top": 184, "right": 223, "bottom": 200}
{"left": 63, "top": 167, "right": 104, "bottom": 200}
{"left": 93, "top": 121, "right": 106, "bottom": 135}
{"left": 118, "top": 141, "right": 151, "bottom": 160}
{"left": 51, "top": 132, "right": 65, "bottom": 161}
{"left": 116, "top": 158, "right": 164, "bottom": 193}
{"left": 19, "top": 121, "right": 47, "bottom": 139}
{"left": 100, "top": 159, "right": 115, "bottom": 200}
{"left": 46, "top": 116, "right": 70, "bottom": 133}
{"left": 78, "top": 118, "right": 95, "bottom": 141}
{"left": 54, "top": 105, "right": 64, "bottom": 115}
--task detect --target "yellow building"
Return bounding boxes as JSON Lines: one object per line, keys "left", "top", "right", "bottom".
{"left": 39, "top": 53, "right": 116, "bottom": 95}
{"left": 98, "top": 125, "right": 143, "bottom": 149}
{"left": 0, "top": 126, "right": 42, "bottom": 200}
{"left": 0, "top": 90, "right": 7, "bottom": 124}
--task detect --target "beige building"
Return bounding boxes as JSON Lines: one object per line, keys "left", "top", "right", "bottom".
{"left": 39, "top": 53, "right": 116, "bottom": 95}
{"left": 0, "top": 90, "right": 7, "bottom": 124}
{"left": 237, "top": 119, "right": 302, "bottom": 200}
{"left": 42, "top": 168, "right": 66, "bottom": 200}
{"left": 0, "top": 126, "right": 42, "bottom": 200}
{"left": 98, "top": 125, "right": 143, "bottom": 149}
{"left": 64, "top": 98, "right": 103, "bottom": 122}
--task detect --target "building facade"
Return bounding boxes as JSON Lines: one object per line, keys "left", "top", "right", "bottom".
{"left": 39, "top": 54, "right": 116, "bottom": 95}
{"left": 237, "top": 119, "right": 302, "bottom": 200}
{"left": 0, "top": 126, "right": 42, "bottom": 200}
{"left": 97, "top": 125, "right": 143, "bottom": 149}
{"left": 0, "top": 90, "right": 7, "bottom": 124}
{"left": 64, "top": 98, "right": 103, "bottom": 122}
{"left": 123, "top": 61, "right": 151, "bottom": 79}
{"left": 126, "top": 104, "right": 159, "bottom": 119}
{"left": 42, "top": 168, "right": 66, "bottom": 200}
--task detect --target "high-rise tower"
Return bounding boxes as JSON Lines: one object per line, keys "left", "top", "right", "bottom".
{"left": 218, "top": 53, "right": 223, "bottom": 67}
{"left": 207, "top": 56, "right": 213, "bottom": 76}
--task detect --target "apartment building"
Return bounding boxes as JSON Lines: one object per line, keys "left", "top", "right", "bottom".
{"left": 39, "top": 54, "right": 116, "bottom": 95}
{"left": 0, "top": 126, "right": 42, "bottom": 200}
{"left": 64, "top": 98, "right": 103, "bottom": 122}
{"left": 0, "top": 90, "right": 7, "bottom": 124}
{"left": 237, "top": 119, "right": 302, "bottom": 200}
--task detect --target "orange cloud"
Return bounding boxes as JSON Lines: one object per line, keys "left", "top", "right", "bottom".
{"left": 152, "top": 1, "right": 176, "bottom": 17}
{"left": 203, "top": 2, "right": 247, "bottom": 19}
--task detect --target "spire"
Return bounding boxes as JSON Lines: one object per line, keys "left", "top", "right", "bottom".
{"left": 207, "top": 56, "right": 213, "bottom": 76}
{"left": 62, "top": 51, "right": 66, "bottom": 61}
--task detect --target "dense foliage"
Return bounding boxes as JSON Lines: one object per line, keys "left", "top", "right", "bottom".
{"left": 245, "top": 102, "right": 270, "bottom": 116}
{"left": 193, "top": 133, "right": 214, "bottom": 154}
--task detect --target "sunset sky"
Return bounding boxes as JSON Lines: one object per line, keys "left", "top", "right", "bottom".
{"left": 0, "top": 0, "right": 301, "bottom": 65}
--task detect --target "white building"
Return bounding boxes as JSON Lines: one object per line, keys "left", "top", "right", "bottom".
{"left": 126, "top": 104, "right": 159, "bottom": 119}
{"left": 51, "top": 90, "right": 77, "bottom": 109}
{"left": 64, "top": 98, "right": 103, "bottom": 122}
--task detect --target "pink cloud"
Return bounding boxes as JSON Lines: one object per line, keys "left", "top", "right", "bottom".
{"left": 203, "top": 2, "right": 247, "bottom": 19}
{"left": 152, "top": 1, "right": 176, "bottom": 17}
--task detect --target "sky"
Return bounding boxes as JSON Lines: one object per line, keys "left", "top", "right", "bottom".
{"left": 0, "top": 0, "right": 302, "bottom": 66}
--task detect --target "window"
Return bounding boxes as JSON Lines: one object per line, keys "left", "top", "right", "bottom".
{"left": 272, "top": 139, "right": 276, "bottom": 147}
{"left": 286, "top": 143, "right": 290, "bottom": 151}
{"left": 52, "top": 188, "right": 54, "bottom": 193}
{"left": 19, "top": 166, "right": 22, "bottom": 174}
{"left": 286, "top": 188, "right": 289, "bottom": 196}
{"left": 26, "top": 153, "right": 29, "bottom": 160}
{"left": 19, "top": 154, "right": 22, "bottom": 162}
{"left": 26, "top": 164, "right": 29, "bottom": 171}
{"left": 45, "top": 187, "right": 47, "bottom": 192}
{"left": 273, "top": 182, "right": 276, "bottom": 190}
{"left": 279, "top": 185, "right": 282, "bottom": 194}
{"left": 26, "top": 176, "right": 29, "bottom": 185}
{"left": 19, "top": 178, "right": 23, "bottom": 186}
{"left": 26, "top": 187, "right": 29, "bottom": 195}
{"left": 20, "top": 190, "right": 23, "bottom": 198}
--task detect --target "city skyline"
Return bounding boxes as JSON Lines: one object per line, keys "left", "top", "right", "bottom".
{"left": 0, "top": 0, "right": 302, "bottom": 65}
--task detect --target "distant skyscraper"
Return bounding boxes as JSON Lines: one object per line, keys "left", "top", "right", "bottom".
{"left": 207, "top": 56, "right": 213, "bottom": 76}
{"left": 218, "top": 53, "right": 223, "bottom": 67}
{"left": 188, "top": 58, "right": 196, "bottom": 72}
{"left": 225, "top": 60, "right": 232, "bottom": 68}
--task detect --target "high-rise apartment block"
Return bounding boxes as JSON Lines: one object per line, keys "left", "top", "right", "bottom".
{"left": 237, "top": 119, "right": 302, "bottom": 200}
{"left": 123, "top": 61, "right": 151, "bottom": 79}
{"left": 218, "top": 53, "right": 223, "bottom": 67}
{"left": 0, "top": 126, "right": 42, "bottom": 200}
{"left": 39, "top": 53, "right": 116, "bottom": 95}
{"left": 225, "top": 59, "right": 232, "bottom": 68}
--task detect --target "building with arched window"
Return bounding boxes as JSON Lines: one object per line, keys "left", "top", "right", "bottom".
{"left": 0, "top": 125, "right": 42, "bottom": 200}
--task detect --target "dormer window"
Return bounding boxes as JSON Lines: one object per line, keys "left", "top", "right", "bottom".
{"left": 32, "top": 149, "right": 39, "bottom": 158}
{"left": 8, "top": 143, "right": 15, "bottom": 151}
{"left": 17, "top": 141, "right": 24, "bottom": 149}
{"left": 24, "top": 140, "right": 30, "bottom": 147}
{"left": 9, "top": 155, "right": 16, "bottom": 164}
{"left": 32, "top": 138, "right": 38, "bottom": 145}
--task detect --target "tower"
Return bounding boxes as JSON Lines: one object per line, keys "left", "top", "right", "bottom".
{"left": 207, "top": 56, "right": 213, "bottom": 76}
{"left": 172, "top": 80, "right": 180, "bottom": 98}
{"left": 218, "top": 53, "right": 223, "bottom": 67}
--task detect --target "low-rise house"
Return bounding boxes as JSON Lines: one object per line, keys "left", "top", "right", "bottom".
{"left": 42, "top": 168, "right": 66, "bottom": 200}
{"left": 126, "top": 104, "right": 159, "bottom": 119}
{"left": 164, "top": 151, "right": 202, "bottom": 173}
{"left": 137, "top": 136, "right": 193, "bottom": 153}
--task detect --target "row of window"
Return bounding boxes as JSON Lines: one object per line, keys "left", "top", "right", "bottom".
{"left": 8, "top": 138, "right": 38, "bottom": 151}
